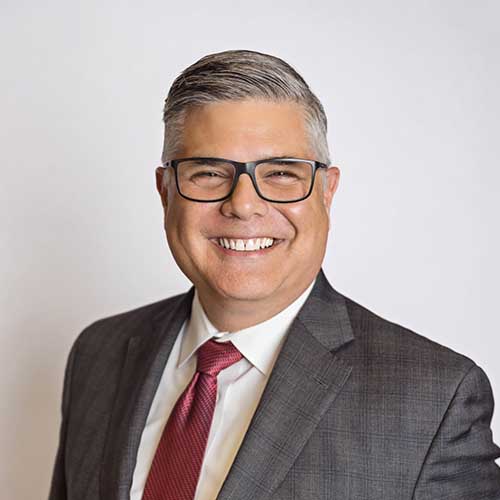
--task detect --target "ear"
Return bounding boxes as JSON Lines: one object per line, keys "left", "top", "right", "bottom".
{"left": 322, "top": 166, "right": 340, "bottom": 210}
{"left": 155, "top": 166, "right": 169, "bottom": 209}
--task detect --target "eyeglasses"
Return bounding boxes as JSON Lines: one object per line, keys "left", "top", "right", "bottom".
{"left": 162, "top": 157, "right": 328, "bottom": 203}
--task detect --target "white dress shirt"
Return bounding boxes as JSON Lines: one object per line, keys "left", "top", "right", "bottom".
{"left": 130, "top": 281, "right": 314, "bottom": 500}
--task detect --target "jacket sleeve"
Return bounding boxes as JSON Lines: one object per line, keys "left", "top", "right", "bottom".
{"left": 47, "top": 338, "right": 79, "bottom": 500}
{"left": 413, "top": 364, "right": 500, "bottom": 499}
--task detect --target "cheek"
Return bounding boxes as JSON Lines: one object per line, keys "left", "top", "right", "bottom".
{"left": 164, "top": 202, "right": 214, "bottom": 261}
{"left": 283, "top": 202, "right": 329, "bottom": 244}
{"left": 280, "top": 205, "right": 329, "bottom": 272}
{"left": 165, "top": 202, "right": 194, "bottom": 257}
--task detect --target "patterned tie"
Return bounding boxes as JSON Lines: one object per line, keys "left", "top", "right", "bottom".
{"left": 142, "top": 338, "right": 243, "bottom": 500}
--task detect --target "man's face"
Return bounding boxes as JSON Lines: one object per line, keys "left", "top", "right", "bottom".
{"left": 157, "top": 99, "right": 339, "bottom": 312}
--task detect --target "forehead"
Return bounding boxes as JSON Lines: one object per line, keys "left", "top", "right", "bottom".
{"left": 177, "top": 99, "right": 313, "bottom": 161}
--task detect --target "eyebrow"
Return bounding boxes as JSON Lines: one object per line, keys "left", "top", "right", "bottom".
{"left": 190, "top": 158, "right": 228, "bottom": 165}
{"left": 258, "top": 155, "right": 304, "bottom": 161}
{"left": 259, "top": 157, "right": 304, "bottom": 163}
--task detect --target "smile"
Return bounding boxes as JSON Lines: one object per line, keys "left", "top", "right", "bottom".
{"left": 216, "top": 237, "right": 276, "bottom": 252}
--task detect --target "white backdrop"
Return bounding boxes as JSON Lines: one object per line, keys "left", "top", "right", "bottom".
{"left": 1, "top": 1, "right": 499, "bottom": 498}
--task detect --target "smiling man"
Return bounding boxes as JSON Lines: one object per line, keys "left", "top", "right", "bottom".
{"left": 49, "top": 50, "right": 500, "bottom": 500}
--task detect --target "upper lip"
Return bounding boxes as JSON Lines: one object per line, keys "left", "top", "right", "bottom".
{"left": 212, "top": 236, "right": 279, "bottom": 242}
{"left": 211, "top": 235, "right": 278, "bottom": 239}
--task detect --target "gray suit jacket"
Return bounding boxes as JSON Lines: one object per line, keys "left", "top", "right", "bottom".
{"left": 49, "top": 270, "right": 500, "bottom": 499}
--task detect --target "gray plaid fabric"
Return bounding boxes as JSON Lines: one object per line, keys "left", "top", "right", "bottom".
{"left": 49, "top": 270, "right": 500, "bottom": 499}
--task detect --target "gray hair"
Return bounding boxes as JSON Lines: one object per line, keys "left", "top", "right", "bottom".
{"left": 162, "top": 50, "right": 331, "bottom": 165}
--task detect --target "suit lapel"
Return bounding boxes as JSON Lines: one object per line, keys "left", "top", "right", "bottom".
{"left": 218, "top": 270, "right": 354, "bottom": 500}
{"left": 100, "top": 289, "right": 194, "bottom": 500}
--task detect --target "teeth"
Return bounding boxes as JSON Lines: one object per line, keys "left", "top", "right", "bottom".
{"left": 245, "top": 239, "right": 257, "bottom": 251}
{"left": 217, "top": 237, "right": 275, "bottom": 251}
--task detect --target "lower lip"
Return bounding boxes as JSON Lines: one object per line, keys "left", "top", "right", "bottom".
{"left": 211, "top": 240, "right": 282, "bottom": 256}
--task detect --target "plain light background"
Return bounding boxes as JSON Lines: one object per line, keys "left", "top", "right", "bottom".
{"left": 1, "top": 1, "right": 499, "bottom": 498}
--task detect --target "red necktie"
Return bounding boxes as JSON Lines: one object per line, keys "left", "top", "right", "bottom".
{"left": 142, "top": 338, "right": 243, "bottom": 500}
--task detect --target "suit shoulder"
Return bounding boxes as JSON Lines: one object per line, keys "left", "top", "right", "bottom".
{"left": 341, "top": 293, "right": 475, "bottom": 377}
{"left": 74, "top": 291, "right": 189, "bottom": 350}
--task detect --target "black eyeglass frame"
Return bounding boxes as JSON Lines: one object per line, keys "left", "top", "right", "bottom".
{"left": 162, "top": 157, "right": 329, "bottom": 203}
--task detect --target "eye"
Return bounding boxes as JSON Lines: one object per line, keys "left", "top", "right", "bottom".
{"left": 266, "top": 170, "right": 299, "bottom": 178}
{"left": 191, "top": 170, "right": 226, "bottom": 178}
{"left": 185, "top": 166, "right": 233, "bottom": 186}
{"left": 178, "top": 159, "right": 235, "bottom": 182}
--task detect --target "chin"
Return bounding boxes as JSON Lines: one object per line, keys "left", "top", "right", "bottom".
{"left": 209, "top": 271, "right": 281, "bottom": 302}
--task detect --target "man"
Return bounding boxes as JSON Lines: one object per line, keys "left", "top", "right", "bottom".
{"left": 48, "top": 50, "right": 500, "bottom": 499}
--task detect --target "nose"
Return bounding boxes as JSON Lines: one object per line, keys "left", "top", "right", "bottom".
{"left": 220, "top": 173, "right": 269, "bottom": 219}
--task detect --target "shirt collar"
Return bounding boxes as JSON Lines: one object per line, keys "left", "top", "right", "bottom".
{"left": 178, "top": 280, "right": 315, "bottom": 376}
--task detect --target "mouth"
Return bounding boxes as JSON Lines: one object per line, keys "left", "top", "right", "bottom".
{"left": 212, "top": 237, "right": 280, "bottom": 252}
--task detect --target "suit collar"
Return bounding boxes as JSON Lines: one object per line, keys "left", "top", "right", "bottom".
{"left": 298, "top": 268, "right": 354, "bottom": 351}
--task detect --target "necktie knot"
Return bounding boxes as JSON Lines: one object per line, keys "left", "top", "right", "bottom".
{"left": 196, "top": 338, "right": 243, "bottom": 376}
